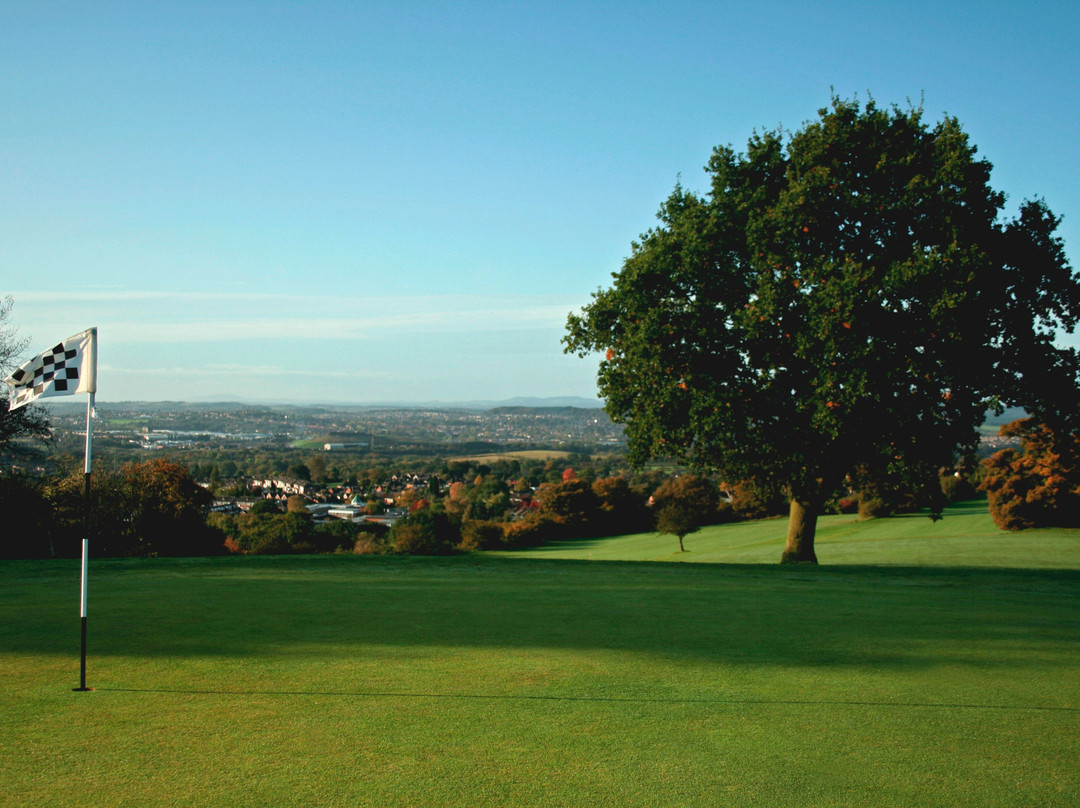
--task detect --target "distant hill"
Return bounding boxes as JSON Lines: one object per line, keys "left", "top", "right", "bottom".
{"left": 41, "top": 396, "right": 604, "bottom": 413}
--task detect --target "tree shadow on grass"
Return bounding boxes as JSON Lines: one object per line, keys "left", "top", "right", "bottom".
{"left": 4, "top": 556, "right": 1079, "bottom": 675}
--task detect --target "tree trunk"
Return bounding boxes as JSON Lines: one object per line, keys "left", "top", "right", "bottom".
{"left": 781, "top": 498, "right": 819, "bottom": 564}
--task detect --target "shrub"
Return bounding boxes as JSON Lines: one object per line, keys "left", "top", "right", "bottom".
{"left": 249, "top": 498, "right": 282, "bottom": 515}
{"left": 728, "top": 479, "right": 787, "bottom": 521}
{"left": 592, "top": 476, "right": 654, "bottom": 535}
{"left": 458, "top": 521, "right": 506, "bottom": 551}
{"left": 0, "top": 473, "right": 52, "bottom": 558}
{"left": 312, "top": 518, "right": 359, "bottom": 553}
{"left": 535, "top": 478, "right": 601, "bottom": 535}
{"left": 980, "top": 419, "right": 1080, "bottom": 530}
{"left": 352, "top": 535, "right": 384, "bottom": 554}
{"left": 502, "top": 514, "right": 564, "bottom": 547}
{"left": 835, "top": 496, "right": 859, "bottom": 514}
{"left": 857, "top": 494, "right": 891, "bottom": 520}
{"left": 714, "top": 499, "right": 736, "bottom": 524}
{"left": 940, "top": 473, "right": 979, "bottom": 502}
{"left": 43, "top": 458, "right": 220, "bottom": 557}
{"left": 391, "top": 506, "right": 458, "bottom": 555}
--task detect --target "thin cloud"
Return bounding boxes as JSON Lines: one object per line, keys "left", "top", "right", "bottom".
{"left": 9, "top": 291, "right": 581, "bottom": 344}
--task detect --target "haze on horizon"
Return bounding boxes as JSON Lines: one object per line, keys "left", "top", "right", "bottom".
{"left": 3, "top": 1, "right": 1078, "bottom": 404}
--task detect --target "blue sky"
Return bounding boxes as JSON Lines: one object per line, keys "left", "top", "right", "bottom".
{"left": 3, "top": 1, "right": 1078, "bottom": 404}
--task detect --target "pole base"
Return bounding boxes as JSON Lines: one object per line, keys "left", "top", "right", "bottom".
{"left": 72, "top": 687, "right": 93, "bottom": 692}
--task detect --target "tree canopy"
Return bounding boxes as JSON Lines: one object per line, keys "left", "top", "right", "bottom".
{"left": 651, "top": 474, "right": 719, "bottom": 553}
{"left": 564, "top": 96, "right": 1080, "bottom": 563}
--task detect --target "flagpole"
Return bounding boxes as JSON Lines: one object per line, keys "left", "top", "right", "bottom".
{"left": 74, "top": 390, "right": 94, "bottom": 692}
{"left": 2, "top": 325, "right": 97, "bottom": 692}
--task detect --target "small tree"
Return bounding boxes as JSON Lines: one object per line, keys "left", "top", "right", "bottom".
{"left": 651, "top": 475, "right": 719, "bottom": 552}
{"left": 655, "top": 503, "right": 696, "bottom": 552}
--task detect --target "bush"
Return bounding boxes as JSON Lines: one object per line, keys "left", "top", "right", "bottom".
{"left": 0, "top": 474, "right": 52, "bottom": 558}
{"left": 940, "top": 473, "right": 979, "bottom": 502}
{"left": 727, "top": 479, "right": 787, "bottom": 521}
{"left": 592, "top": 475, "right": 654, "bottom": 534}
{"left": 42, "top": 458, "right": 220, "bottom": 557}
{"left": 458, "top": 521, "right": 507, "bottom": 551}
{"left": 835, "top": 496, "right": 859, "bottom": 515}
{"left": 312, "top": 519, "right": 360, "bottom": 553}
{"left": 857, "top": 494, "right": 891, "bottom": 520}
{"left": 391, "top": 506, "right": 459, "bottom": 555}
{"left": 502, "top": 514, "right": 564, "bottom": 547}
{"left": 980, "top": 419, "right": 1080, "bottom": 530}
{"left": 249, "top": 498, "right": 282, "bottom": 515}
{"left": 352, "top": 535, "right": 387, "bottom": 555}
{"left": 714, "top": 499, "right": 736, "bottom": 524}
{"left": 535, "top": 478, "right": 601, "bottom": 535}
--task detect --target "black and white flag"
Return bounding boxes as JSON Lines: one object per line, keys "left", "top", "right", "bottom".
{"left": 3, "top": 327, "right": 97, "bottom": 411}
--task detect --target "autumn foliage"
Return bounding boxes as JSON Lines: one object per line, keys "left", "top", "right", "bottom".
{"left": 980, "top": 419, "right": 1080, "bottom": 530}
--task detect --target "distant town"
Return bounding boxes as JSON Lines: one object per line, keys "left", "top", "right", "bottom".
{"left": 37, "top": 400, "right": 626, "bottom": 458}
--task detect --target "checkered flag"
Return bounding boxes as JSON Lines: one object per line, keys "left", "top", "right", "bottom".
{"left": 3, "top": 327, "right": 97, "bottom": 411}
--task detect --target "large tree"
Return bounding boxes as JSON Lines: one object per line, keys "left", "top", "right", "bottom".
{"left": 564, "top": 96, "right": 1080, "bottom": 563}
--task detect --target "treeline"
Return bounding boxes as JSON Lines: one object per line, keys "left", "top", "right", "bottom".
{"left": 210, "top": 469, "right": 791, "bottom": 557}
{"left": 2, "top": 458, "right": 221, "bottom": 558}
{"left": 2, "top": 418, "right": 1072, "bottom": 559}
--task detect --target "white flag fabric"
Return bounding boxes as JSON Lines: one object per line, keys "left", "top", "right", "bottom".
{"left": 3, "top": 327, "right": 97, "bottom": 411}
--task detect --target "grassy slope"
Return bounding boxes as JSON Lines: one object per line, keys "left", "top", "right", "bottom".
{"left": 492, "top": 500, "right": 1080, "bottom": 568}
{"left": 1, "top": 505, "right": 1078, "bottom": 807}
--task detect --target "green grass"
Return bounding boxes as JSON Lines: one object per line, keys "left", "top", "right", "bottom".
{"left": 2, "top": 506, "right": 1079, "bottom": 807}
{"left": 494, "top": 500, "right": 1080, "bottom": 568}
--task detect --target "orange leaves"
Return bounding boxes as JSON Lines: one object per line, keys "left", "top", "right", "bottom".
{"left": 605, "top": 347, "right": 615, "bottom": 361}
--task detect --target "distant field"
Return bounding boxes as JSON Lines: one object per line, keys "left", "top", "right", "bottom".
{"left": 2, "top": 507, "right": 1078, "bottom": 807}
{"left": 450, "top": 449, "right": 572, "bottom": 462}
{"left": 290, "top": 438, "right": 327, "bottom": 449}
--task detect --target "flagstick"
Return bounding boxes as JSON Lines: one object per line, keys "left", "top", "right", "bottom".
{"left": 74, "top": 391, "right": 94, "bottom": 692}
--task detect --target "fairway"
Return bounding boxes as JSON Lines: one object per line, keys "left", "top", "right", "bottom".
{"left": 2, "top": 514, "right": 1079, "bottom": 807}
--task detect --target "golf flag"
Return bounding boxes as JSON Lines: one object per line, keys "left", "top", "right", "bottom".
{"left": 3, "top": 327, "right": 97, "bottom": 411}
{"left": 3, "top": 327, "right": 99, "bottom": 690}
